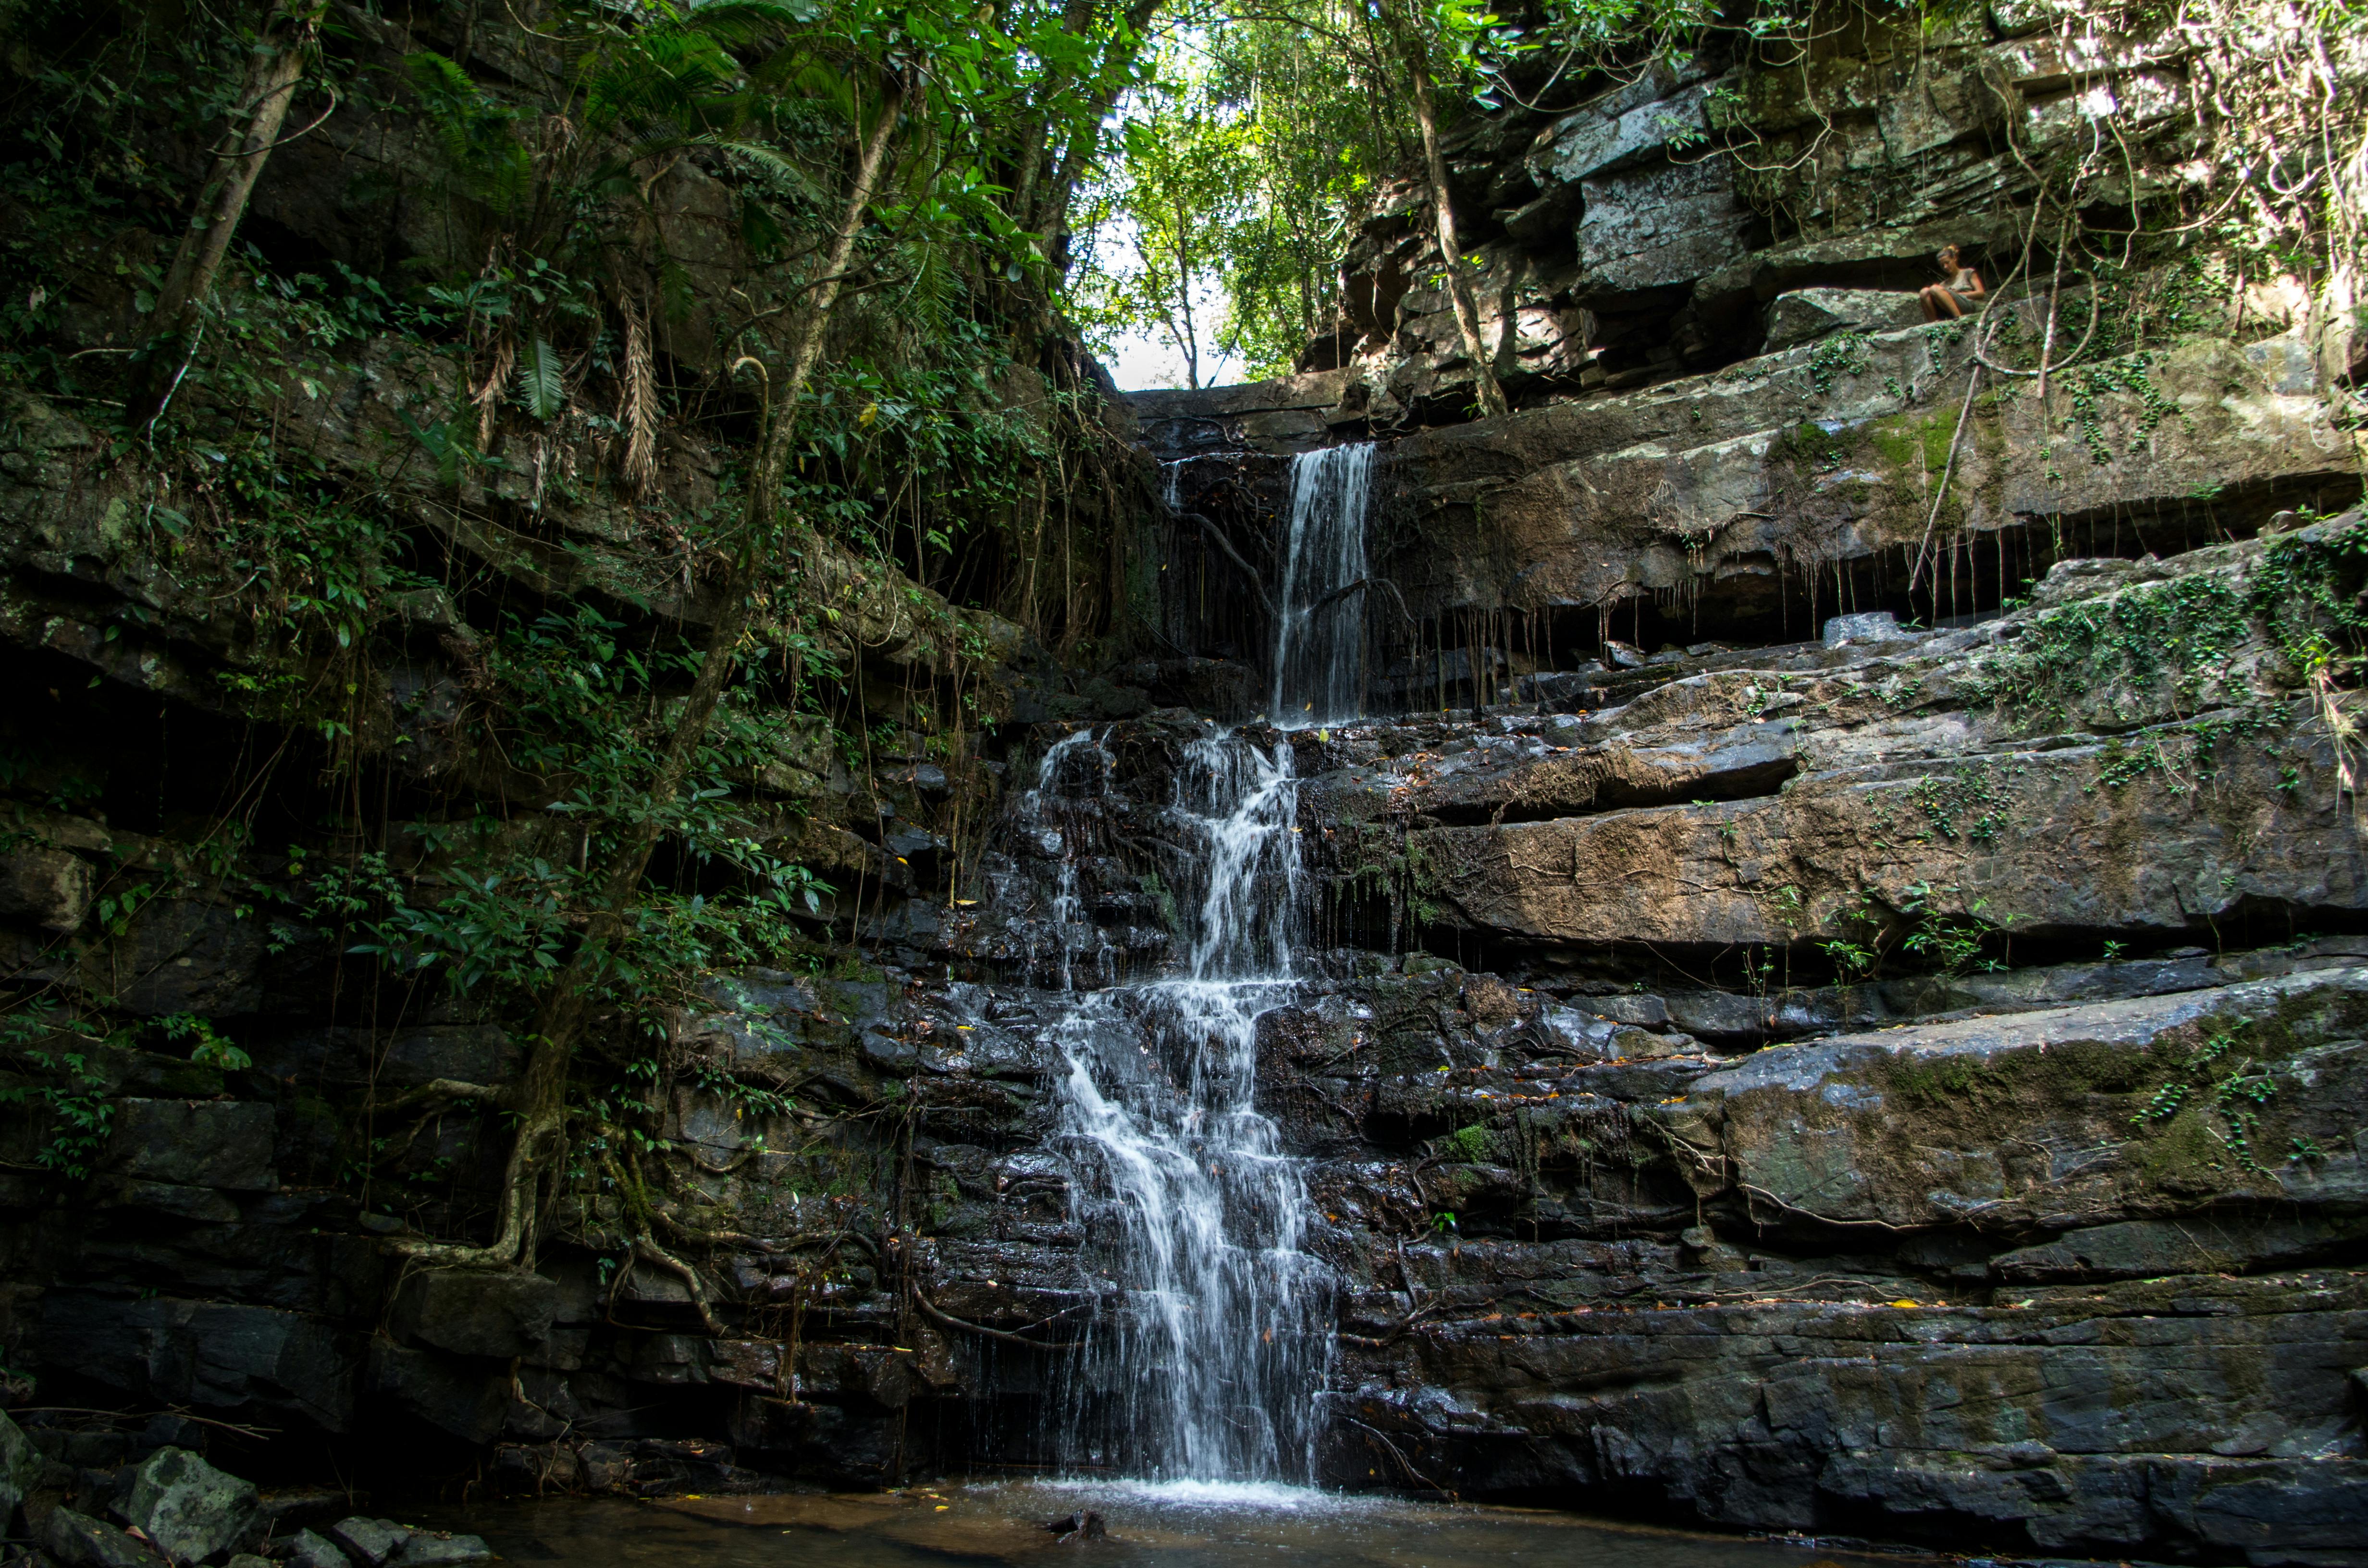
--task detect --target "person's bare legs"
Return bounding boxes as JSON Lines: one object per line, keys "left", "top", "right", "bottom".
{"left": 1920, "top": 284, "right": 1965, "bottom": 321}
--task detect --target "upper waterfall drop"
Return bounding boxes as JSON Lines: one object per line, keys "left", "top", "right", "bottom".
{"left": 1270, "top": 443, "right": 1375, "bottom": 728}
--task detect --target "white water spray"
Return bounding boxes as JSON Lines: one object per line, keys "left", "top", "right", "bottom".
{"left": 1024, "top": 731, "right": 1332, "bottom": 1482}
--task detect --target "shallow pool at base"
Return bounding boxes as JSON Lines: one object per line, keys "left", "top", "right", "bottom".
{"left": 420, "top": 1482, "right": 1932, "bottom": 1568}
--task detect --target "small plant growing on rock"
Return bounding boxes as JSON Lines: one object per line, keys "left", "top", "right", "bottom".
{"left": 2132, "top": 1026, "right": 2282, "bottom": 1175}
{"left": 1818, "top": 938, "right": 1876, "bottom": 981}
{"left": 159, "top": 1012, "right": 251, "bottom": 1071}
{"left": 1899, "top": 883, "right": 2012, "bottom": 976}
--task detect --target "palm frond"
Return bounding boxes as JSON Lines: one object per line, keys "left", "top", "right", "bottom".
{"left": 520, "top": 335, "right": 566, "bottom": 421}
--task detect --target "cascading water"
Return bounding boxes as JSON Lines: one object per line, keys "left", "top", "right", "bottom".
{"left": 1017, "top": 727, "right": 1333, "bottom": 1483}
{"left": 1000, "top": 450, "right": 1383, "bottom": 1482}
{"left": 1009, "top": 724, "right": 1335, "bottom": 1487}
{"left": 1270, "top": 443, "right": 1376, "bottom": 728}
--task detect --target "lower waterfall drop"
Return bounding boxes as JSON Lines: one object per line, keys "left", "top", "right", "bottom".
{"left": 1270, "top": 442, "right": 1376, "bottom": 728}
{"left": 1025, "top": 728, "right": 1334, "bottom": 1483}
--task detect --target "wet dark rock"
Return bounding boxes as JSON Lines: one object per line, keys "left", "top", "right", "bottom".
{"left": 389, "top": 1531, "right": 494, "bottom": 1567}
{"left": 45, "top": 1507, "right": 156, "bottom": 1568}
{"left": 861, "top": 1032, "right": 920, "bottom": 1073}
{"left": 1046, "top": 1509, "right": 1107, "bottom": 1540}
{"left": 1992, "top": 1214, "right": 2368, "bottom": 1282}
{"left": 0, "top": 845, "right": 94, "bottom": 930}
{"left": 379, "top": 1027, "right": 519, "bottom": 1087}
{"left": 390, "top": 1269, "right": 558, "bottom": 1360}
{"left": 0, "top": 1409, "right": 35, "bottom": 1529}
{"left": 367, "top": 1345, "right": 509, "bottom": 1444}
{"left": 35, "top": 1296, "right": 358, "bottom": 1431}
{"left": 327, "top": 1519, "right": 409, "bottom": 1568}
{"left": 115, "top": 1447, "right": 258, "bottom": 1566}
{"left": 103, "top": 1100, "right": 276, "bottom": 1191}
{"left": 285, "top": 1526, "right": 352, "bottom": 1568}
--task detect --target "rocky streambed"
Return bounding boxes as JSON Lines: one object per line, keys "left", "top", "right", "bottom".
{"left": 0, "top": 1412, "right": 491, "bottom": 1568}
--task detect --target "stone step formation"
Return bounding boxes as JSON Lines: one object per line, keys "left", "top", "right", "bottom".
{"left": 2, "top": 0, "right": 2366, "bottom": 1561}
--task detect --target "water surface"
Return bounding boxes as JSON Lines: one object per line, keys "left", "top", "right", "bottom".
{"left": 431, "top": 1481, "right": 1930, "bottom": 1568}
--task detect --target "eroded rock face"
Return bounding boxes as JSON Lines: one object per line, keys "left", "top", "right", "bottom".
{"left": 1127, "top": 4, "right": 2360, "bottom": 700}
{"left": 5, "top": 534, "right": 2364, "bottom": 1560}
{"left": 2, "top": 8, "right": 2362, "bottom": 1561}
{"left": 1308, "top": 984, "right": 2368, "bottom": 1554}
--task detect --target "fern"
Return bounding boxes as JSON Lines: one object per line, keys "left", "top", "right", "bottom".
{"left": 519, "top": 335, "right": 565, "bottom": 421}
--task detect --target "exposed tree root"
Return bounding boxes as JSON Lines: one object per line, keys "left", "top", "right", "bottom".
{"left": 910, "top": 1285, "right": 1083, "bottom": 1349}
{"left": 633, "top": 1234, "right": 726, "bottom": 1334}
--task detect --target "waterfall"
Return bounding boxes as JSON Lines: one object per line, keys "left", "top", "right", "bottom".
{"left": 1019, "top": 728, "right": 1333, "bottom": 1483}
{"left": 1270, "top": 443, "right": 1376, "bottom": 728}
{"left": 1025, "top": 728, "right": 1115, "bottom": 991}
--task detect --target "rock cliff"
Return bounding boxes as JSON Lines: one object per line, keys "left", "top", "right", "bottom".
{"left": 2, "top": 0, "right": 2366, "bottom": 1562}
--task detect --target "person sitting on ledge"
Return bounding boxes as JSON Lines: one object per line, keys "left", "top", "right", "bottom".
{"left": 1919, "top": 243, "right": 1986, "bottom": 320}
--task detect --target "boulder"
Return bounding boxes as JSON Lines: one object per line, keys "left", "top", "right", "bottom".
{"left": 286, "top": 1528, "right": 352, "bottom": 1568}
{"left": 0, "top": 845, "right": 94, "bottom": 930}
{"left": 46, "top": 1507, "right": 157, "bottom": 1568}
{"left": 327, "top": 1519, "right": 409, "bottom": 1568}
{"left": 1820, "top": 609, "right": 1904, "bottom": 645}
{"left": 394, "top": 1533, "right": 493, "bottom": 1567}
{"left": 1762, "top": 287, "right": 1924, "bottom": 351}
{"left": 0, "top": 1407, "right": 37, "bottom": 1527}
{"left": 115, "top": 1447, "right": 259, "bottom": 1566}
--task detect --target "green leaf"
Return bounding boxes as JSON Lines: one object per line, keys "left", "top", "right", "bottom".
{"left": 520, "top": 335, "right": 565, "bottom": 421}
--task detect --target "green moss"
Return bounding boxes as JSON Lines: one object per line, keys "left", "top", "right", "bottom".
{"left": 1885, "top": 1053, "right": 2010, "bottom": 1107}
{"left": 1864, "top": 408, "right": 1960, "bottom": 479}
{"left": 1882, "top": 1036, "right": 2155, "bottom": 1111}
{"left": 1970, "top": 572, "right": 2253, "bottom": 722}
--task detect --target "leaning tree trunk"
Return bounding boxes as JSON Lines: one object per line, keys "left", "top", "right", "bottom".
{"left": 1385, "top": 1, "right": 1508, "bottom": 419}
{"left": 127, "top": 4, "right": 310, "bottom": 425}
{"left": 391, "top": 74, "right": 913, "bottom": 1269}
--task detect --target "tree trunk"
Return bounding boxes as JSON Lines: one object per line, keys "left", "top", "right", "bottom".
{"left": 128, "top": 7, "right": 309, "bottom": 425}
{"left": 391, "top": 74, "right": 912, "bottom": 1268}
{"left": 1386, "top": 4, "right": 1508, "bottom": 419}
{"left": 1176, "top": 209, "right": 1200, "bottom": 389}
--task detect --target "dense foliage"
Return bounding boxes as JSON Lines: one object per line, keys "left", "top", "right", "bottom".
{"left": 0, "top": 0, "right": 1160, "bottom": 1268}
